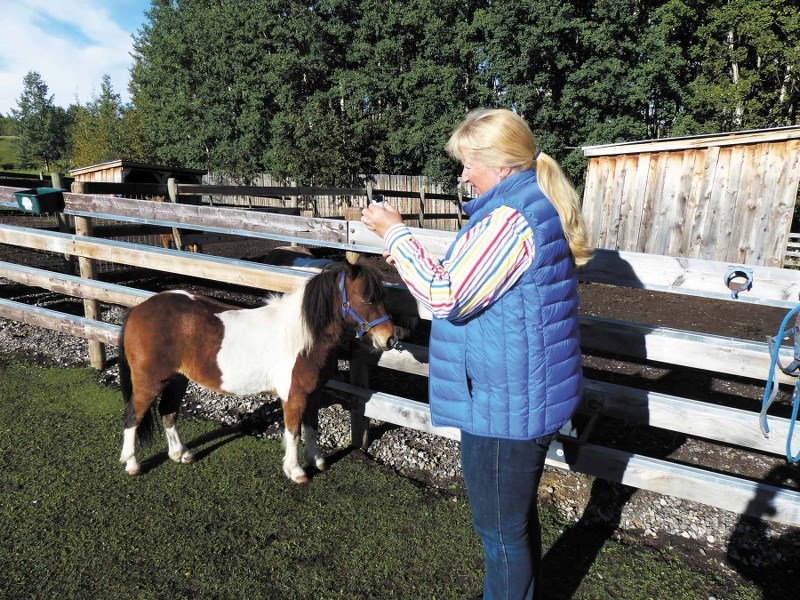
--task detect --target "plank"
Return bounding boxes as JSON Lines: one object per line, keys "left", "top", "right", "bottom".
{"left": 578, "top": 248, "right": 800, "bottom": 309}
{"left": 546, "top": 439, "right": 800, "bottom": 526}
{"left": 687, "top": 146, "right": 720, "bottom": 258}
{"left": 0, "top": 260, "right": 152, "bottom": 307}
{"left": 63, "top": 193, "right": 349, "bottom": 247}
{"left": 0, "top": 224, "right": 311, "bottom": 294}
{"left": 637, "top": 152, "right": 663, "bottom": 253}
{"left": 580, "top": 316, "right": 796, "bottom": 385}
{"left": 762, "top": 139, "right": 800, "bottom": 266}
{"left": 0, "top": 298, "right": 120, "bottom": 345}
{"left": 324, "top": 383, "right": 800, "bottom": 525}
{"left": 626, "top": 153, "right": 651, "bottom": 252}
{"left": 375, "top": 343, "right": 793, "bottom": 454}
{"left": 652, "top": 151, "right": 685, "bottom": 256}
{"left": 678, "top": 148, "right": 709, "bottom": 254}
{"left": 583, "top": 126, "right": 800, "bottom": 157}
{"left": 582, "top": 380, "right": 791, "bottom": 456}
{"left": 726, "top": 144, "right": 761, "bottom": 263}
{"left": 699, "top": 146, "right": 733, "bottom": 261}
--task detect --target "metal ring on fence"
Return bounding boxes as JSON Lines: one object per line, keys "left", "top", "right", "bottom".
{"left": 724, "top": 266, "right": 753, "bottom": 299}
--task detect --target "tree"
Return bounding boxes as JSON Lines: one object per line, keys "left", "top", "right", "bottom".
{"left": 686, "top": 0, "right": 800, "bottom": 131}
{"left": 131, "top": 0, "right": 287, "bottom": 179}
{"left": 0, "top": 116, "right": 16, "bottom": 137}
{"left": 69, "top": 75, "right": 128, "bottom": 167}
{"left": 127, "top": 0, "right": 799, "bottom": 190}
{"left": 11, "top": 71, "right": 69, "bottom": 171}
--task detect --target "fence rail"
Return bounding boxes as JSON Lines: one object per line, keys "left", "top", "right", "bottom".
{"left": 1, "top": 182, "right": 800, "bottom": 525}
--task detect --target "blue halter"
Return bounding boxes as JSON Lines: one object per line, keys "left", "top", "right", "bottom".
{"left": 338, "top": 272, "right": 392, "bottom": 339}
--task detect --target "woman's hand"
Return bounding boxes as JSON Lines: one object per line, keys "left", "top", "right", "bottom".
{"left": 361, "top": 202, "right": 403, "bottom": 239}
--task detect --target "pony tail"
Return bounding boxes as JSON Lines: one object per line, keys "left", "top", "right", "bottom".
{"left": 535, "top": 152, "right": 594, "bottom": 267}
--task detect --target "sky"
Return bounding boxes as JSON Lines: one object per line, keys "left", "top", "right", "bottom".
{"left": 0, "top": 0, "right": 151, "bottom": 116}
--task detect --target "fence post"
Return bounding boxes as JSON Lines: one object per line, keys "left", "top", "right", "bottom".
{"left": 343, "top": 202, "right": 371, "bottom": 447}
{"left": 343, "top": 207, "right": 362, "bottom": 266}
{"left": 418, "top": 181, "right": 425, "bottom": 228}
{"left": 348, "top": 343, "right": 371, "bottom": 449}
{"left": 53, "top": 173, "right": 75, "bottom": 274}
{"left": 73, "top": 215, "right": 106, "bottom": 369}
{"left": 167, "top": 178, "right": 185, "bottom": 251}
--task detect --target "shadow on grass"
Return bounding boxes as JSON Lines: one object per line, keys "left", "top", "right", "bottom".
{"left": 138, "top": 424, "right": 245, "bottom": 475}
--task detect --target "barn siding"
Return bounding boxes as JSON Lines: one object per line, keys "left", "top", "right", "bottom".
{"left": 582, "top": 127, "right": 800, "bottom": 266}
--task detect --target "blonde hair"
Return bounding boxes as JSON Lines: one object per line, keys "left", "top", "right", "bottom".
{"left": 446, "top": 108, "right": 593, "bottom": 267}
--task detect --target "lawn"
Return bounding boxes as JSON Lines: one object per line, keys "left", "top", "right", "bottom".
{"left": 0, "top": 356, "right": 763, "bottom": 599}
{"left": 0, "top": 136, "right": 19, "bottom": 168}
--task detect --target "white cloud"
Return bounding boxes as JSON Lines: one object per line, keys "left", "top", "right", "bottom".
{"left": 0, "top": 0, "right": 148, "bottom": 115}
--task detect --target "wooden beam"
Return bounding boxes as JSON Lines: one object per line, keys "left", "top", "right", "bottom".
{"left": 583, "top": 126, "right": 800, "bottom": 157}
{"left": 176, "top": 183, "right": 365, "bottom": 198}
{"left": 546, "top": 439, "right": 800, "bottom": 526}
{"left": 0, "top": 260, "right": 152, "bottom": 307}
{"left": 580, "top": 316, "right": 795, "bottom": 385}
{"left": 324, "top": 380, "right": 800, "bottom": 526}
{"left": 583, "top": 380, "right": 791, "bottom": 457}
{"left": 0, "top": 298, "right": 120, "bottom": 345}
{"left": 70, "top": 181, "right": 168, "bottom": 197}
{"left": 374, "top": 343, "right": 792, "bottom": 456}
{"left": 0, "top": 224, "right": 310, "bottom": 293}
{"left": 63, "top": 193, "right": 349, "bottom": 247}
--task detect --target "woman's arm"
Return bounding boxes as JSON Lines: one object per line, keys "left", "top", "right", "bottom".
{"left": 382, "top": 206, "right": 534, "bottom": 320}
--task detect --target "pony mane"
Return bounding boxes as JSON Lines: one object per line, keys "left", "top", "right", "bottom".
{"left": 301, "top": 260, "right": 386, "bottom": 344}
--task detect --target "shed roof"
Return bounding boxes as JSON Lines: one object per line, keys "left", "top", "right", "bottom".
{"left": 583, "top": 125, "right": 800, "bottom": 157}
{"left": 68, "top": 159, "right": 207, "bottom": 177}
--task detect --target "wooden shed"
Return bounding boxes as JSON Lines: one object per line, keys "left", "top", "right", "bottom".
{"left": 68, "top": 160, "right": 206, "bottom": 186}
{"left": 581, "top": 127, "right": 800, "bottom": 267}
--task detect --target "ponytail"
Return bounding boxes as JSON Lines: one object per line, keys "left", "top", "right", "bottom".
{"left": 534, "top": 151, "right": 594, "bottom": 267}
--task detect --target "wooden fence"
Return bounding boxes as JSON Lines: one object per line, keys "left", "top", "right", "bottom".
{"left": 1, "top": 181, "right": 800, "bottom": 526}
{"left": 202, "top": 171, "right": 465, "bottom": 231}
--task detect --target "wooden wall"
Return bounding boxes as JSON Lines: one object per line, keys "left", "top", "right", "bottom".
{"left": 582, "top": 127, "right": 800, "bottom": 267}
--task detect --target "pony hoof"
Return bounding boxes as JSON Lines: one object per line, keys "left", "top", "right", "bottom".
{"left": 126, "top": 466, "right": 140, "bottom": 476}
{"left": 315, "top": 458, "right": 327, "bottom": 472}
{"left": 169, "top": 450, "right": 194, "bottom": 464}
{"left": 284, "top": 465, "right": 308, "bottom": 483}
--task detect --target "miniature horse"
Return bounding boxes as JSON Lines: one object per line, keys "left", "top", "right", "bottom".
{"left": 117, "top": 261, "right": 396, "bottom": 483}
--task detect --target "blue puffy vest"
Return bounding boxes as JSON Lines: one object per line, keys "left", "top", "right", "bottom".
{"left": 428, "top": 169, "right": 582, "bottom": 439}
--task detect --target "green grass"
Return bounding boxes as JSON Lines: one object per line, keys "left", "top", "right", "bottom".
{"left": 0, "top": 136, "right": 19, "bottom": 168}
{"left": 0, "top": 357, "right": 765, "bottom": 599}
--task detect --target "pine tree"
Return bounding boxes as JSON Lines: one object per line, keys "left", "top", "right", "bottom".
{"left": 11, "top": 71, "right": 69, "bottom": 171}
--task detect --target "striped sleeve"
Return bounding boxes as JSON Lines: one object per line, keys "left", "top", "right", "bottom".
{"left": 384, "top": 206, "right": 534, "bottom": 321}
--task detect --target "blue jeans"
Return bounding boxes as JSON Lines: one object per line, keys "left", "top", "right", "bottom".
{"left": 461, "top": 430, "right": 554, "bottom": 600}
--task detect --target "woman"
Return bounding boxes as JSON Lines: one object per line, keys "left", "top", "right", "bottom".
{"left": 361, "top": 108, "right": 592, "bottom": 599}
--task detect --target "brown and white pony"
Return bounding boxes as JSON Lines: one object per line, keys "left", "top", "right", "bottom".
{"left": 117, "top": 261, "right": 396, "bottom": 483}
